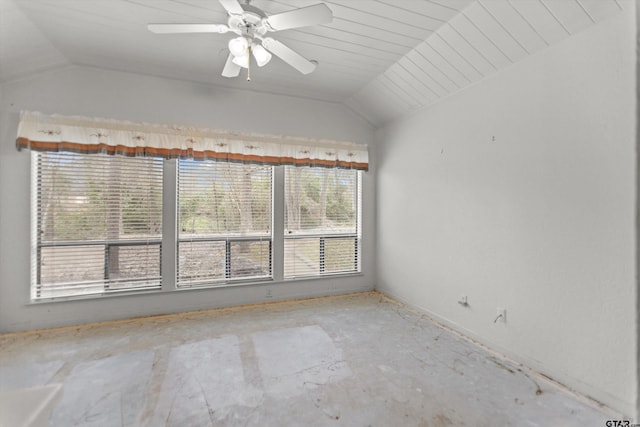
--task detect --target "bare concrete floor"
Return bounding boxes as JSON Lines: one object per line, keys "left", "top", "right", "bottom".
{"left": 0, "top": 292, "right": 617, "bottom": 426}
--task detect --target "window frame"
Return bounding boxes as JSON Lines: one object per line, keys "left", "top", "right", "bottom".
{"left": 30, "top": 153, "right": 363, "bottom": 302}
{"left": 31, "top": 151, "right": 164, "bottom": 299}
{"left": 283, "top": 166, "right": 362, "bottom": 279}
{"left": 176, "top": 160, "right": 274, "bottom": 288}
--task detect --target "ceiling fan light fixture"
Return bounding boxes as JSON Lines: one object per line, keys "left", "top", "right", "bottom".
{"left": 251, "top": 43, "right": 272, "bottom": 67}
{"left": 232, "top": 53, "right": 250, "bottom": 69}
{"left": 228, "top": 36, "right": 249, "bottom": 57}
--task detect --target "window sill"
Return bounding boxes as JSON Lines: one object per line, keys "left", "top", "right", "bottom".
{"left": 26, "top": 272, "right": 363, "bottom": 305}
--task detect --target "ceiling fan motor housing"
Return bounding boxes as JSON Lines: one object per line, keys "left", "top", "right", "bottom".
{"left": 228, "top": 4, "right": 269, "bottom": 38}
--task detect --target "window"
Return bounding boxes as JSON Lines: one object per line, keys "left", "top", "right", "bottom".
{"left": 284, "top": 166, "right": 361, "bottom": 278}
{"left": 32, "top": 154, "right": 360, "bottom": 300}
{"left": 177, "top": 161, "right": 272, "bottom": 287}
{"left": 33, "top": 152, "right": 163, "bottom": 298}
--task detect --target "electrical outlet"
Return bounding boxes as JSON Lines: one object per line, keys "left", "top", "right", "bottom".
{"left": 266, "top": 288, "right": 272, "bottom": 298}
{"left": 495, "top": 308, "right": 506, "bottom": 323}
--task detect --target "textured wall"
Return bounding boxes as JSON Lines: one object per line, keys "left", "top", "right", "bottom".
{"left": 0, "top": 65, "right": 376, "bottom": 333}
{"left": 376, "top": 8, "right": 636, "bottom": 416}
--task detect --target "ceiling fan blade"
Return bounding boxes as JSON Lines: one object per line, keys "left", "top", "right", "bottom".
{"left": 147, "top": 24, "right": 229, "bottom": 34}
{"left": 266, "top": 4, "right": 332, "bottom": 31}
{"left": 222, "top": 53, "right": 242, "bottom": 78}
{"left": 262, "top": 38, "right": 316, "bottom": 75}
{"left": 218, "top": 0, "right": 244, "bottom": 15}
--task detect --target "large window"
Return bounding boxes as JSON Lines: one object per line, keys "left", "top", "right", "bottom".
{"left": 32, "top": 153, "right": 361, "bottom": 300}
{"left": 33, "top": 152, "right": 163, "bottom": 298}
{"left": 177, "top": 161, "right": 272, "bottom": 287}
{"left": 284, "top": 166, "right": 361, "bottom": 278}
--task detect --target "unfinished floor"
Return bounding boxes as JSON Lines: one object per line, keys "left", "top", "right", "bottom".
{"left": 0, "top": 292, "right": 617, "bottom": 426}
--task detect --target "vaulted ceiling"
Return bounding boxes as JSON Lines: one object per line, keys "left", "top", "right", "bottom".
{"left": 0, "top": 0, "right": 627, "bottom": 126}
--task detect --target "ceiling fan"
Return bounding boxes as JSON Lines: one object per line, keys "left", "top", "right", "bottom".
{"left": 148, "top": 0, "right": 332, "bottom": 80}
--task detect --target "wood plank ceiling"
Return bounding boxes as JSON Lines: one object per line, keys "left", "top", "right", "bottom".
{"left": 0, "top": 0, "right": 628, "bottom": 127}
{"left": 345, "top": 0, "right": 626, "bottom": 125}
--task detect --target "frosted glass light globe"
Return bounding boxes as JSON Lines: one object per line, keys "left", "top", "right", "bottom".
{"left": 228, "top": 37, "right": 249, "bottom": 57}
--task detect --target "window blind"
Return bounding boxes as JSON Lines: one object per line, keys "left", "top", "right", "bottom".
{"left": 177, "top": 160, "right": 272, "bottom": 286}
{"left": 34, "top": 152, "right": 163, "bottom": 299}
{"left": 284, "top": 167, "right": 361, "bottom": 278}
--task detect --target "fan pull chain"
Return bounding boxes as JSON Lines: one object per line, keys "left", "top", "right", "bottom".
{"left": 247, "top": 45, "right": 251, "bottom": 82}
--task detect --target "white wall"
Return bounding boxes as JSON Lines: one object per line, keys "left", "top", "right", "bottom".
{"left": 376, "top": 8, "right": 637, "bottom": 418}
{"left": 0, "top": 65, "right": 376, "bottom": 333}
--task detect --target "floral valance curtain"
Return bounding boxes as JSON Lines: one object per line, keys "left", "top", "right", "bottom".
{"left": 16, "top": 111, "right": 369, "bottom": 171}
